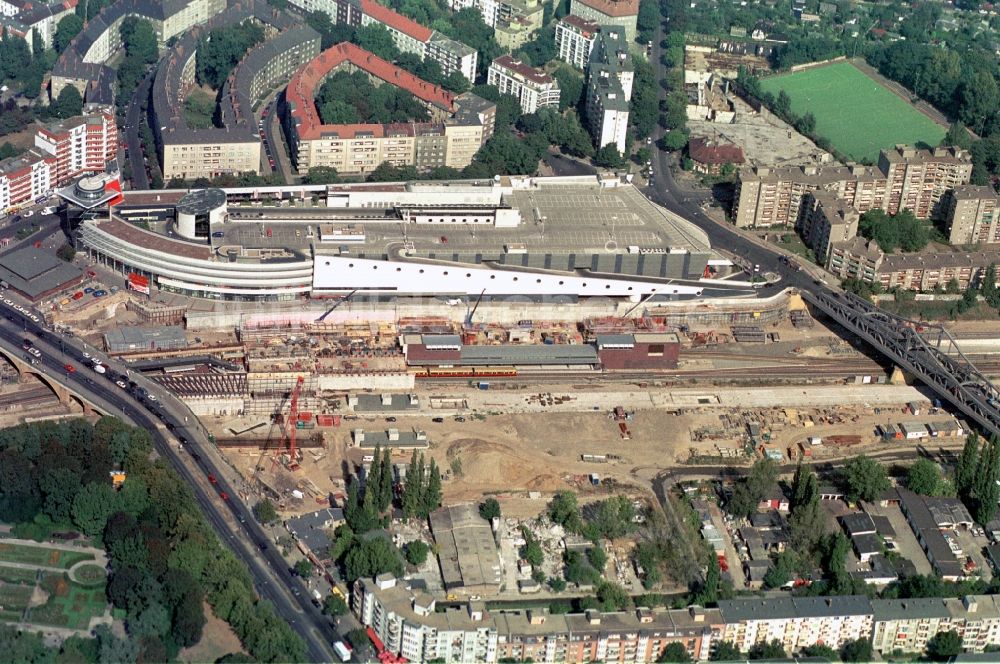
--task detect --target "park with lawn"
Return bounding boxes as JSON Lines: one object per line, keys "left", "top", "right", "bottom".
{"left": 0, "top": 538, "right": 110, "bottom": 632}
{"left": 758, "top": 61, "right": 946, "bottom": 162}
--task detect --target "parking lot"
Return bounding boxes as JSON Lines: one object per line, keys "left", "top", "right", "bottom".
{"left": 213, "top": 182, "right": 712, "bottom": 261}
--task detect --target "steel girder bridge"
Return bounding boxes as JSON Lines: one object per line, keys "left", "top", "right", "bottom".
{"left": 801, "top": 289, "right": 1000, "bottom": 439}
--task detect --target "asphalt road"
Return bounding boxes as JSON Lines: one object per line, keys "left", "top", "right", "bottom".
{"left": 0, "top": 301, "right": 349, "bottom": 662}
{"left": 0, "top": 212, "right": 63, "bottom": 256}
{"left": 263, "top": 97, "right": 292, "bottom": 184}
{"left": 124, "top": 71, "right": 155, "bottom": 190}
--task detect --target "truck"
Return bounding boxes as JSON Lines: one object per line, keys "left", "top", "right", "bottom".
{"left": 333, "top": 641, "right": 352, "bottom": 662}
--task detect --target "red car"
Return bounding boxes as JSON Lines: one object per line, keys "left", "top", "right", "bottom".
{"left": 63, "top": 364, "right": 75, "bottom": 373}
{"left": 208, "top": 474, "right": 217, "bottom": 484}
{"left": 219, "top": 491, "right": 229, "bottom": 501}
{"left": 440, "top": 236, "right": 448, "bottom": 243}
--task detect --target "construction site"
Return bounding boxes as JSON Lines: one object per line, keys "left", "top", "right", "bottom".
{"left": 14, "top": 285, "right": 997, "bottom": 525}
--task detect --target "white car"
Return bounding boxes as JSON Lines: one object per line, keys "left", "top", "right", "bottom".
{"left": 82, "top": 352, "right": 90, "bottom": 359}
{"left": 41, "top": 207, "right": 54, "bottom": 215}
{"left": 147, "top": 394, "right": 157, "bottom": 401}
{"left": 22, "top": 210, "right": 33, "bottom": 218}
{"left": 27, "top": 347, "right": 41, "bottom": 357}
{"left": 115, "top": 380, "right": 127, "bottom": 388}
{"left": 92, "top": 358, "right": 102, "bottom": 366}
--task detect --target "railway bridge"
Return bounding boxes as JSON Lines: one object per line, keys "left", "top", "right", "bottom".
{"left": 802, "top": 289, "right": 1000, "bottom": 439}
{"left": 0, "top": 346, "right": 105, "bottom": 416}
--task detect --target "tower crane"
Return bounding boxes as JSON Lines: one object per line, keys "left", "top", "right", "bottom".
{"left": 284, "top": 375, "right": 305, "bottom": 470}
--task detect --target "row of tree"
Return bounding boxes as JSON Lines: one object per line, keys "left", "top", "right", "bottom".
{"left": 956, "top": 433, "right": 1000, "bottom": 525}
{"left": 326, "top": 447, "right": 442, "bottom": 584}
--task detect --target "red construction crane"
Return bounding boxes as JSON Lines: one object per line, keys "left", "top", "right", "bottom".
{"left": 285, "top": 375, "right": 305, "bottom": 470}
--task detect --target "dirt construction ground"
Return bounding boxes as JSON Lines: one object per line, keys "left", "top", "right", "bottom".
{"left": 228, "top": 383, "right": 955, "bottom": 521}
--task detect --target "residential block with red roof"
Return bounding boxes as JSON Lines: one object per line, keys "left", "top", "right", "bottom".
{"left": 284, "top": 42, "right": 495, "bottom": 175}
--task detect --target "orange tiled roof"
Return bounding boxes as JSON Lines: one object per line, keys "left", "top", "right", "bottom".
{"left": 360, "top": 0, "right": 432, "bottom": 42}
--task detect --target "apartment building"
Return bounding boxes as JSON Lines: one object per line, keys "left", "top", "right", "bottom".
{"left": 570, "top": 0, "right": 639, "bottom": 43}
{"left": 0, "top": 0, "right": 75, "bottom": 53}
{"left": 488, "top": 55, "right": 561, "bottom": 114}
{"left": 947, "top": 184, "right": 1000, "bottom": 245}
{"left": 285, "top": 43, "right": 494, "bottom": 174}
{"left": 733, "top": 146, "right": 973, "bottom": 228}
{"left": 302, "top": 0, "right": 480, "bottom": 82}
{"left": 0, "top": 153, "right": 54, "bottom": 215}
{"left": 871, "top": 595, "right": 1000, "bottom": 655}
{"left": 798, "top": 191, "right": 860, "bottom": 262}
{"left": 353, "top": 574, "right": 720, "bottom": 663}
{"left": 583, "top": 27, "right": 632, "bottom": 154}
{"left": 447, "top": 0, "right": 544, "bottom": 49}
{"left": 51, "top": 0, "right": 227, "bottom": 102}
{"left": 826, "top": 237, "right": 883, "bottom": 283}
{"left": 555, "top": 15, "right": 599, "bottom": 69}
{"left": 0, "top": 106, "right": 116, "bottom": 214}
{"left": 718, "top": 596, "right": 874, "bottom": 655}
{"left": 826, "top": 239, "right": 1000, "bottom": 291}
{"left": 878, "top": 145, "right": 973, "bottom": 220}
{"left": 33, "top": 109, "right": 117, "bottom": 185}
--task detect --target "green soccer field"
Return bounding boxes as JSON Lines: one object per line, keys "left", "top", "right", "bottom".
{"left": 758, "top": 61, "right": 946, "bottom": 162}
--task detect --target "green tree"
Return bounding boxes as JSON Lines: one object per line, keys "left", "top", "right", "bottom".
{"left": 294, "top": 558, "right": 313, "bottom": 578}
{"left": 553, "top": 65, "right": 584, "bottom": 111}
{"left": 549, "top": 491, "right": 582, "bottom": 532}
{"left": 378, "top": 446, "right": 393, "bottom": 512}
{"left": 548, "top": 576, "right": 567, "bottom": 592}
{"left": 303, "top": 166, "right": 341, "bottom": 184}
{"left": 596, "top": 580, "right": 631, "bottom": 610}
{"left": 172, "top": 591, "right": 206, "bottom": 647}
{"left": 404, "top": 540, "right": 429, "bottom": 565}
{"left": 54, "top": 14, "right": 83, "bottom": 53}
{"left": 658, "top": 642, "right": 692, "bottom": 662}
{"left": 927, "top": 629, "right": 963, "bottom": 661}
{"left": 692, "top": 554, "right": 721, "bottom": 606}
{"left": 323, "top": 593, "right": 348, "bottom": 616}
{"left": 727, "top": 457, "right": 779, "bottom": 519}
{"left": 39, "top": 467, "right": 80, "bottom": 522}
{"left": 843, "top": 455, "right": 890, "bottom": 503}
{"left": 52, "top": 84, "right": 83, "bottom": 119}
{"left": 421, "top": 458, "right": 441, "bottom": 518}
{"left": 840, "top": 638, "right": 873, "bottom": 662}
{"left": 56, "top": 243, "right": 76, "bottom": 263}
{"left": 71, "top": 482, "right": 117, "bottom": 536}
{"left": 906, "top": 458, "right": 942, "bottom": 495}
{"left": 354, "top": 23, "right": 399, "bottom": 61}
{"left": 763, "top": 550, "right": 796, "bottom": 589}
{"left": 801, "top": 643, "right": 837, "bottom": 659}
{"left": 973, "top": 436, "right": 1000, "bottom": 524}
{"left": 594, "top": 143, "right": 625, "bottom": 168}
{"left": 479, "top": 497, "right": 501, "bottom": 521}
{"left": 587, "top": 495, "right": 638, "bottom": 540}
{"left": 253, "top": 498, "right": 278, "bottom": 524}
{"left": 942, "top": 121, "right": 973, "bottom": 151}
{"left": 522, "top": 528, "right": 544, "bottom": 567}
{"left": 402, "top": 451, "right": 423, "bottom": 519}
{"left": 748, "top": 639, "right": 786, "bottom": 660}
{"left": 711, "top": 641, "right": 742, "bottom": 661}
{"left": 344, "top": 535, "right": 404, "bottom": 582}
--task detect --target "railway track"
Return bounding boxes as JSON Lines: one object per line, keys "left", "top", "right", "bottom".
{"left": 418, "top": 357, "right": 1000, "bottom": 386}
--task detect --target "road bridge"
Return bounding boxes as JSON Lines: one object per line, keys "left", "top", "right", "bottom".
{"left": 802, "top": 289, "right": 1000, "bottom": 439}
